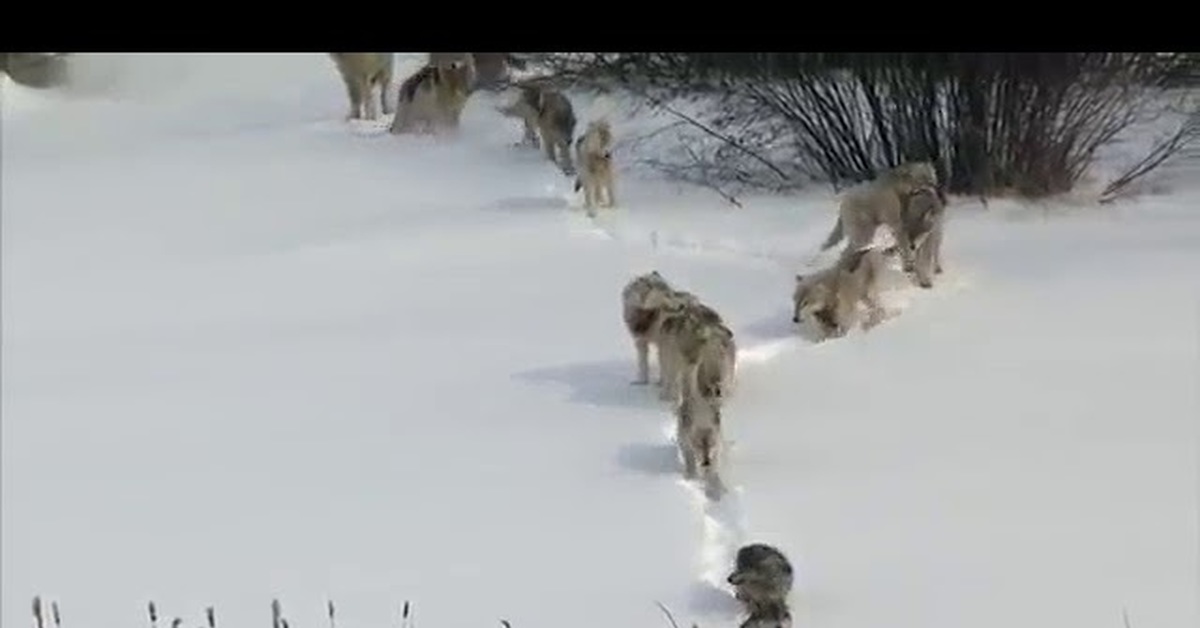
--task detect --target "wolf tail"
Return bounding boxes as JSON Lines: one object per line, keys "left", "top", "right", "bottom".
{"left": 820, "top": 215, "right": 844, "bottom": 251}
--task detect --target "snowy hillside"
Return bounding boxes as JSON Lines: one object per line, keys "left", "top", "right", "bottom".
{"left": 2, "top": 53, "right": 1196, "bottom": 628}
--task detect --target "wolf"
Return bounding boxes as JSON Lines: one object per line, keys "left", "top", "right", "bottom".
{"left": 573, "top": 119, "right": 617, "bottom": 215}
{"left": 792, "top": 246, "right": 889, "bottom": 340}
{"left": 655, "top": 299, "right": 735, "bottom": 404}
{"left": 329, "top": 53, "right": 394, "bottom": 121}
{"left": 496, "top": 80, "right": 577, "bottom": 175}
{"left": 727, "top": 543, "right": 794, "bottom": 620}
{"left": 388, "top": 58, "right": 474, "bottom": 135}
{"left": 819, "top": 161, "right": 940, "bottom": 272}
{"left": 675, "top": 391, "right": 723, "bottom": 488}
{"left": 738, "top": 602, "right": 793, "bottom": 628}
{"left": 621, "top": 271, "right": 698, "bottom": 387}
{"left": 899, "top": 185, "right": 947, "bottom": 288}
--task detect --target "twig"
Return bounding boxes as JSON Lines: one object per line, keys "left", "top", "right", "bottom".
{"left": 51, "top": 602, "right": 61, "bottom": 628}
{"left": 400, "top": 600, "right": 411, "bottom": 628}
{"left": 271, "top": 599, "right": 281, "bottom": 628}
{"left": 148, "top": 601, "right": 158, "bottom": 628}
{"left": 327, "top": 600, "right": 336, "bottom": 628}
{"left": 1122, "top": 607, "right": 1133, "bottom": 628}
{"left": 1099, "top": 108, "right": 1198, "bottom": 203}
{"left": 654, "top": 601, "right": 682, "bottom": 628}
{"left": 635, "top": 89, "right": 791, "bottom": 184}
{"left": 33, "top": 596, "right": 44, "bottom": 628}
{"left": 205, "top": 606, "right": 215, "bottom": 628}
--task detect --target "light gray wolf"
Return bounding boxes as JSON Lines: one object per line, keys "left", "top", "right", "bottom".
{"left": 655, "top": 298, "right": 736, "bottom": 404}
{"left": 675, "top": 391, "right": 723, "bottom": 486}
{"left": 329, "top": 53, "right": 395, "bottom": 121}
{"left": 496, "top": 80, "right": 577, "bottom": 175}
{"left": 622, "top": 271, "right": 696, "bottom": 387}
{"left": 792, "top": 246, "right": 889, "bottom": 341}
{"left": 573, "top": 119, "right": 617, "bottom": 215}
{"left": 388, "top": 58, "right": 474, "bottom": 135}
{"left": 727, "top": 543, "right": 795, "bottom": 621}
{"left": 819, "top": 161, "right": 940, "bottom": 272}
{"left": 899, "top": 185, "right": 946, "bottom": 288}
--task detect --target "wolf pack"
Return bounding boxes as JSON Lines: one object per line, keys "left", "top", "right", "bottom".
{"left": 328, "top": 52, "right": 616, "bottom": 215}
{"left": 332, "top": 53, "right": 950, "bottom": 628}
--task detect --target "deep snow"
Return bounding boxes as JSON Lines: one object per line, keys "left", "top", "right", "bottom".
{"left": 2, "top": 53, "right": 1196, "bottom": 628}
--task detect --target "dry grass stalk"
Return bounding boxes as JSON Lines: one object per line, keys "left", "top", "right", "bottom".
{"left": 33, "top": 596, "right": 45, "bottom": 628}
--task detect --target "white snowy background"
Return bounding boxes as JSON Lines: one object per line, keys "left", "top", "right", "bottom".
{"left": 2, "top": 53, "right": 1197, "bottom": 628}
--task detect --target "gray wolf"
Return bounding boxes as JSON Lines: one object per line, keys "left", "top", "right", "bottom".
{"left": 496, "top": 80, "right": 577, "bottom": 175}
{"left": 792, "top": 246, "right": 889, "bottom": 341}
{"left": 819, "top": 161, "right": 940, "bottom": 272}
{"left": 621, "top": 271, "right": 696, "bottom": 387}
{"left": 573, "top": 119, "right": 617, "bottom": 215}
{"left": 655, "top": 297, "right": 736, "bottom": 404}
{"left": 727, "top": 543, "right": 795, "bottom": 622}
{"left": 739, "top": 602, "right": 793, "bottom": 628}
{"left": 675, "top": 391, "right": 723, "bottom": 489}
{"left": 898, "top": 185, "right": 946, "bottom": 288}
{"left": 329, "top": 53, "right": 395, "bottom": 121}
{"left": 388, "top": 58, "right": 474, "bottom": 135}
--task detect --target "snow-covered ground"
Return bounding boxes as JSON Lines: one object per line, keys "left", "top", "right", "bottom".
{"left": 3, "top": 53, "right": 1197, "bottom": 628}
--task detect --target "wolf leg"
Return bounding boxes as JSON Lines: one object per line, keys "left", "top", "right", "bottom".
{"left": 633, "top": 337, "right": 651, "bottom": 385}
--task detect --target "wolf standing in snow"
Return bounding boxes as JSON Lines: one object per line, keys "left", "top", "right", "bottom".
{"left": 727, "top": 543, "right": 795, "bottom": 627}
{"left": 388, "top": 57, "right": 474, "bottom": 135}
{"left": 496, "top": 80, "right": 577, "bottom": 175}
{"left": 819, "top": 161, "right": 940, "bottom": 272}
{"left": 674, "top": 389, "right": 728, "bottom": 497}
{"left": 897, "top": 185, "right": 947, "bottom": 288}
{"left": 622, "top": 271, "right": 693, "bottom": 387}
{"left": 654, "top": 295, "right": 736, "bottom": 404}
{"left": 792, "top": 246, "right": 890, "bottom": 341}
{"left": 328, "top": 53, "right": 394, "bottom": 121}
{"left": 573, "top": 119, "right": 617, "bottom": 215}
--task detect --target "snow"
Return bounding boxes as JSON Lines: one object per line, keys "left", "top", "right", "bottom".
{"left": 3, "top": 54, "right": 1197, "bottom": 628}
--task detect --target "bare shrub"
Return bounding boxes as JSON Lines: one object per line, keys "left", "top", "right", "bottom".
{"left": 531, "top": 52, "right": 1199, "bottom": 201}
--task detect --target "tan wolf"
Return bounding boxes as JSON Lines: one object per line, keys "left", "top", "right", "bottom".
{"left": 388, "top": 58, "right": 474, "bottom": 136}
{"left": 621, "top": 271, "right": 696, "bottom": 387}
{"left": 819, "top": 161, "right": 940, "bottom": 272}
{"left": 573, "top": 119, "right": 617, "bottom": 215}
{"left": 727, "top": 543, "right": 795, "bottom": 627}
{"left": 328, "top": 53, "right": 394, "bottom": 121}
{"left": 792, "top": 246, "right": 889, "bottom": 341}
{"left": 655, "top": 298, "right": 736, "bottom": 404}
{"left": 496, "top": 80, "right": 577, "bottom": 175}
{"left": 675, "top": 391, "right": 725, "bottom": 496}
{"left": 899, "top": 185, "right": 947, "bottom": 288}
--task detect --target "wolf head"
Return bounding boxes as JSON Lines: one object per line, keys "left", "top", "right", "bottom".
{"left": 731, "top": 543, "right": 794, "bottom": 578}
{"left": 889, "top": 160, "right": 939, "bottom": 194}
{"left": 792, "top": 275, "right": 831, "bottom": 324}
